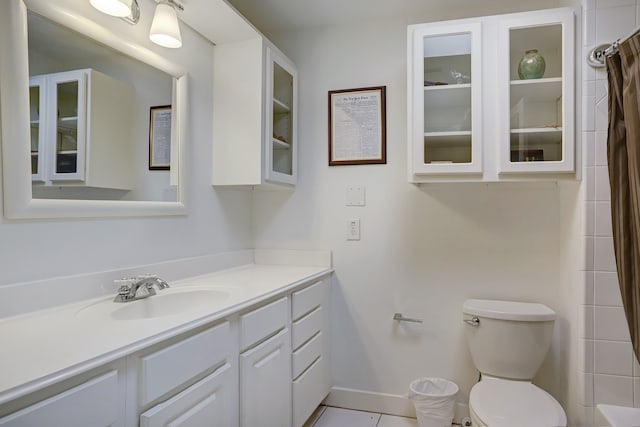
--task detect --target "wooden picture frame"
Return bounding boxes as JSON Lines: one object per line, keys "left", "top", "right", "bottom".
{"left": 149, "top": 105, "right": 172, "bottom": 170}
{"left": 328, "top": 86, "right": 386, "bottom": 166}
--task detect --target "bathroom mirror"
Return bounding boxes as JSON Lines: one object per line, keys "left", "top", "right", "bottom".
{"left": 0, "top": 0, "right": 188, "bottom": 218}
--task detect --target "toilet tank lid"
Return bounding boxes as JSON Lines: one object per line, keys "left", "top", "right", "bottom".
{"left": 463, "top": 299, "right": 556, "bottom": 321}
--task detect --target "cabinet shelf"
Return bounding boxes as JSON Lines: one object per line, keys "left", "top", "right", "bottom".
{"left": 272, "top": 138, "right": 291, "bottom": 150}
{"left": 424, "top": 84, "right": 471, "bottom": 109}
{"left": 511, "top": 127, "right": 562, "bottom": 133}
{"left": 424, "top": 83, "right": 471, "bottom": 90}
{"left": 510, "top": 77, "right": 561, "bottom": 85}
{"left": 424, "top": 130, "right": 472, "bottom": 138}
{"left": 510, "top": 78, "right": 562, "bottom": 102}
{"left": 273, "top": 98, "right": 291, "bottom": 113}
{"left": 57, "top": 117, "right": 78, "bottom": 132}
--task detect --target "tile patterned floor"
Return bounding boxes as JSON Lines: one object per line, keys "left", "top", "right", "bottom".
{"left": 307, "top": 406, "right": 419, "bottom": 427}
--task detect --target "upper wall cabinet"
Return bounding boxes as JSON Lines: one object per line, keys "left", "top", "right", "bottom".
{"left": 407, "top": 7, "right": 576, "bottom": 183}
{"left": 29, "top": 68, "right": 133, "bottom": 189}
{"left": 212, "top": 38, "right": 298, "bottom": 188}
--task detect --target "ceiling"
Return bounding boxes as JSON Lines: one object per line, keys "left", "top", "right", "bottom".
{"left": 224, "top": 0, "right": 572, "bottom": 35}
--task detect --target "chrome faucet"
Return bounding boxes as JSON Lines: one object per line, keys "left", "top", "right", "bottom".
{"left": 114, "top": 275, "right": 170, "bottom": 302}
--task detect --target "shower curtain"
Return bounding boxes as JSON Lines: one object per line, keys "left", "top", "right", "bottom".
{"left": 606, "top": 35, "right": 640, "bottom": 363}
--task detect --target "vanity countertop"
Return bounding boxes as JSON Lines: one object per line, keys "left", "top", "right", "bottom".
{"left": 0, "top": 262, "right": 332, "bottom": 406}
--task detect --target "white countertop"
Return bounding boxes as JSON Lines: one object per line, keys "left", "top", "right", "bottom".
{"left": 0, "top": 262, "right": 331, "bottom": 406}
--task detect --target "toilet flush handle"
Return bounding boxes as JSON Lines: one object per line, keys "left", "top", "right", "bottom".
{"left": 463, "top": 316, "right": 480, "bottom": 326}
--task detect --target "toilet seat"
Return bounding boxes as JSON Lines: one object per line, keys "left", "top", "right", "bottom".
{"left": 469, "top": 378, "right": 567, "bottom": 427}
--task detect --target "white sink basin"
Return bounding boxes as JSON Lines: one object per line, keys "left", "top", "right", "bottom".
{"left": 77, "top": 288, "right": 231, "bottom": 320}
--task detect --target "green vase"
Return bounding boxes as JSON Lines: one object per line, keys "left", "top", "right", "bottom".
{"left": 518, "top": 49, "right": 545, "bottom": 79}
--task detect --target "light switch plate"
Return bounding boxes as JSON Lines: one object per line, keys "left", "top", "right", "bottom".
{"left": 346, "top": 186, "right": 365, "bottom": 206}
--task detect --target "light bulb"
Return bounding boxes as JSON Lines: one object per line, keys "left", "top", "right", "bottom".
{"left": 89, "top": 0, "right": 133, "bottom": 18}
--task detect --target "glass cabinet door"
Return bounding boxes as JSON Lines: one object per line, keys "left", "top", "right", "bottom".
{"left": 48, "top": 71, "right": 86, "bottom": 181}
{"left": 266, "top": 47, "right": 297, "bottom": 185}
{"left": 499, "top": 10, "right": 574, "bottom": 173}
{"left": 29, "top": 77, "right": 45, "bottom": 182}
{"left": 410, "top": 22, "right": 482, "bottom": 175}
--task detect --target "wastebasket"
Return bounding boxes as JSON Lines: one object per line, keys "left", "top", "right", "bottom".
{"left": 409, "top": 377, "right": 458, "bottom": 427}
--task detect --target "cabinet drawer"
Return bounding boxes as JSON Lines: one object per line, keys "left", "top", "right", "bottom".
{"left": 292, "top": 331, "right": 323, "bottom": 380}
{"left": 0, "top": 370, "right": 120, "bottom": 427}
{"left": 292, "top": 357, "right": 328, "bottom": 427}
{"left": 292, "top": 306, "right": 323, "bottom": 350}
{"left": 139, "top": 322, "right": 230, "bottom": 406}
{"left": 240, "top": 296, "right": 287, "bottom": 351}
{"left": 292, "top": 280, "right": 324, "bottom": 321}
{"left": 140, "top": 363, "right": 232, "bottom": 427}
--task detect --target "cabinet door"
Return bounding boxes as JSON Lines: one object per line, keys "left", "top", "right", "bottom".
{"left": 409, "top": 22, "right": 482, "bottom": 176}
{"left": 47, "top": 70, "right": 87, "bottom": 181}
{"left": 240, "top": 328, "right": 291, "bottom": 427}
{"left": 265, "top": 46, "right": 297, "bottom": 186}
{"left": 498, "top": 9, "right": 574, "bottom": 173}
{"left": 28, "top": 76, "right": 46, "bottom": 182}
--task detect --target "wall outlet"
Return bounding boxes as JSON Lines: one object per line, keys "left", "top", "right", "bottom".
{"left": 347, "top": 219, "right": 360, "bottom": 240}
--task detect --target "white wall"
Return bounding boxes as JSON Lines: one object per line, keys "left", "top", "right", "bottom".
{"left": 580, "top": 0, "right": 640, "bottom": 422}
{"left": 254, "top": 3, "right": 581, "bottom": 420}
{"left": 0, "top": 0, "right": 253, "bottom": 287}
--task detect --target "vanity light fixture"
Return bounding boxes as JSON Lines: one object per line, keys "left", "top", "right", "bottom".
{"left": 89, "top": 0, "right": 140, "bottom": 24}
{"left": 149, "top": 0, "right": 184, "bottom": 49}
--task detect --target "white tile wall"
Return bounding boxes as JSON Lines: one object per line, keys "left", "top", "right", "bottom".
{"left": 594, "top": 271, "right": 623, "bottom": 306}
{"left": 582, "top": 0, "right": 640, "bottom": 416}
{"left": 593, "top": 306, "right": 630, "bottom": 341}
{"left": 594, "top": 340, "right": 634, "bottom": 375}
{"left": 594, "top": 374, "right": 634, "bottom": 406}
{"left": 594, "top": 202, "right": 613, "bottom": 236}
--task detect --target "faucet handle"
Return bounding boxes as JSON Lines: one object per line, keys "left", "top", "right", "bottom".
{"left": 114, "top": 278, "right": 135, "bottom": 292}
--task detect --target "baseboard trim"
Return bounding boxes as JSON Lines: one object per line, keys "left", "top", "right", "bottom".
{"left": 323, "top": 386, "right": 469, "bottom": 424}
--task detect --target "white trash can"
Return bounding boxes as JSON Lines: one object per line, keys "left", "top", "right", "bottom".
{"left": 409, "top": 377, "right": 458, "bottom": 427}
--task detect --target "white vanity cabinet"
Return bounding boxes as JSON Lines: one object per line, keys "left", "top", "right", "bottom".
{"left": 129, "top": 321, "right": 238, "bottom": 427}
{"left": 212, "top": 37, "right": 298, "bottom": 188}
{"left": 0, "top": 362, "right": 126, "bottom": 427}
{"left": 0, "top": 273, "right": 333, "bottom": 427}
{"left": 407, "top": 7, "right": 576, "bottom": 182}
{"left": 29, "top": 68, "right": 134, "bottom": 189}
{"left": 238, "top": 297, "right": 292, "bottom": 427}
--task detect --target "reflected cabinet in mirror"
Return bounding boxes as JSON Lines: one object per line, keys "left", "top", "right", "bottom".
{"left": 0, "top": 0, "right": 188, "bottom": 218}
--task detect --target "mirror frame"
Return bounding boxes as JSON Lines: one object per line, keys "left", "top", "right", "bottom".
{"left": 0, "top": 0, "right": 188, "bottom": 219}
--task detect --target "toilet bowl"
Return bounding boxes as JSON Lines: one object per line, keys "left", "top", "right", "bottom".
{"left": 469, "top": 376, "right": 566, "bottom": 427}
{"left": 463, "top": 299, "right": 567, "bottom": 427}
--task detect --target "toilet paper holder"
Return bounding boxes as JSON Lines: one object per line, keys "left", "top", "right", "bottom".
{"left": 393, "top": 313, "right": 423, "bottom": 323}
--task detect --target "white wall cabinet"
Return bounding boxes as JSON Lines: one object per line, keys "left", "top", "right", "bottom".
{"left": 29, "top": 68, "right": 133, "bottom": 189}
{"left": 212, "top": 38, "right": 298, "bottom": 188}
{"left": 0, "top": 275, "right": 331, "bottom": 427}
{"left": 407, "top": 7, "right": 576, "bottom": 182}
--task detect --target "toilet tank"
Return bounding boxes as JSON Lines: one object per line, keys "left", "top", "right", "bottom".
{"left": 463, "top": 299, "right": 556, "bottom": 380}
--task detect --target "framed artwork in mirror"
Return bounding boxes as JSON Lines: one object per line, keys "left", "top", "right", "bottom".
{"left": 149, "top": 105, "right": 171, "bottom": 170}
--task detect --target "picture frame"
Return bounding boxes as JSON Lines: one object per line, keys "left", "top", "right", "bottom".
{"left": 149, "top": 105, "right": 172, "bottom": 170}
{"left": 328, "top": 86, "right": 386, "bottom": 166}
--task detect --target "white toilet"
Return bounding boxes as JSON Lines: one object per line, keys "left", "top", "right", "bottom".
{"left": 462, "top": 299, "right": 567, "bottom": 427}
